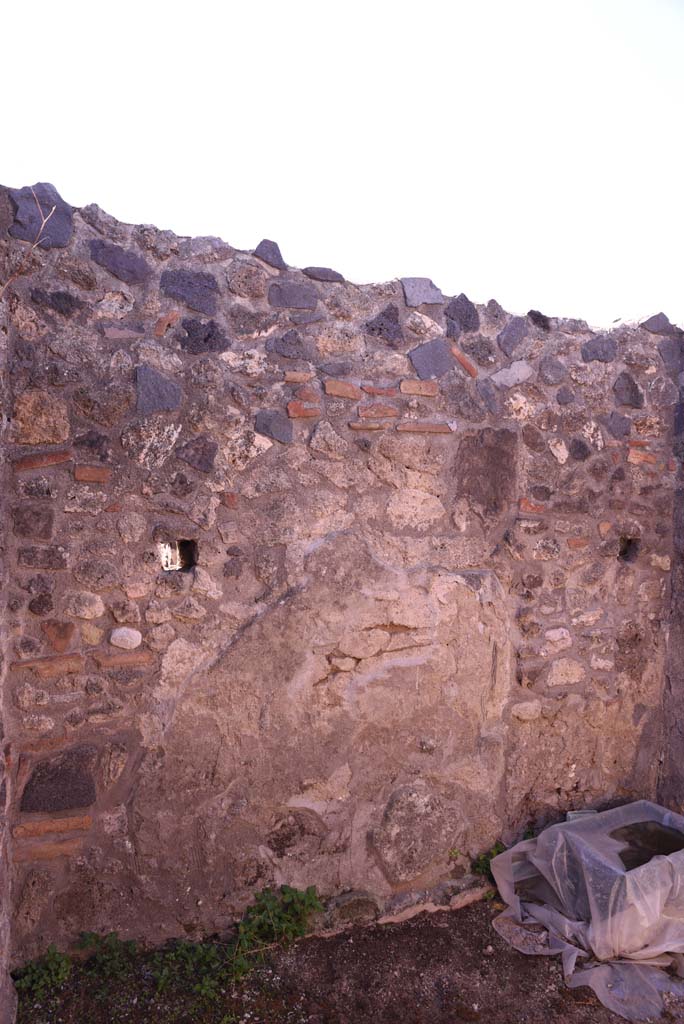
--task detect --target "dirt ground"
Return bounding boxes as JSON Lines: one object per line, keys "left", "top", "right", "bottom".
{"left": 17, "top": 900, "right": 684, "bottom": 1024}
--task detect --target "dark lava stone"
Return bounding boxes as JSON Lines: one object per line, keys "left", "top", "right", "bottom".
{"left": 365, "top": 304, "right": 403, "bottom": 344}
{"left": 497, "top": 317, "right": 528, "bottom": 357}
{"left": 603, "top": 411, "right": 632, "bottom": 439}
{"left": 160, "top": 269, "right": 219, "bottom": 315}
{"left": 408, "top": 338, "right": 454, "bottom": 380}
{"left": 613, "top": 371, "right": 644, "bottom": 409}
{"left": 580, "top": 335, "right": 617, "bottom": 363}
{"left": 255, "top": 410, "right": 293, "bottom": 444}
{"left": 89, "top": 239, "right": 152, "bottom": 285}
{"left": 136, "top": 364, "right": 183, "bottom": 417}
{"left": 265, "top": 330, "right": 308, "bottom": 360}
{"left": 538, "top": 355, "right": 566, "bottom": 385}
{"left": 9, "top": 182, "right": 73, "bottom": 248}
{"left": 20, "top": 745, "right": 97, "bottom": 812}
{"left": 569, "top": 438, "right": 592, "bottom": 461}
{"left": 31, "top": 288, "right": 84, "bottom": 317}
{"left": 528, "top": 309, "right": 551, "bottom": 331}
{"left": 177, "top": 318, "right": 230, "bottom": 354}
{"left": 254, "top": 239, "right": 287, "bottom": 270}
{"left": 175, "top": 435, "right": 218, "bottom": 474}
{"left": 303, "top": 266, "right": 344, "bottom": 282}
{"left": 445, "top": 294, "right": 479, "bottom": 334}
{"left": 268, "top": 282, "right": 319, "bottom": 310}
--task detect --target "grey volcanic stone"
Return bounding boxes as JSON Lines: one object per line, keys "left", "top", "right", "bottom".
{"left": 255, "top": 410, "right": 293, "bottom": 444}
{"left": 365, "top": 304, "right": 403, "bottom": 344}
{"left": 265, "top": 330, "right": 307, "bottom": 360}
{"left": 176, "top": 435, "right": 218, "bottom": 473}
{"left": 528, "top": 309, "right": 551, "bottom": 330}
{"left": 641, "top": 312, "right": 677, "bottom": 336}
{"left": 445, "top": 294, "right": 479, "bottom": 334}
{"left": 290, "top": 311, "right": 325, "bottom": 325}
{"left": 28, "top": 593, "right": 53, "bottom": 616}
{"left": 90, "top": 239, "right": 152, "bottom": 284}
{"left": 31, "top": 288, "right": 84, "bottom": 317}
{"left": 497, "top": 317, "right": 528, "bottom": 357}
{"left": 254, "top": 239, "right": 287, "bottom": 270}
{"left": 658, "top": 337, "right": 681, "bottom": 373}
{"left": 18, "top": 546, "right": 67, "bottom": 570}
{"left": 11, "top": 506, "right": 54, "bottom": 540}
{"left": 160, "top": 269, "right": 219, "bottom": 315}
{"left": 538, "top": 355, "right": 566, "bottom": 384}
{"left": 491, "top": 360, "right": 533, "bottom": 388}
{"left": 442, "top": 380, "right": 486, "bottom": 421}
{"left": 556, "top": 386, "right": 575, "bottom": 405}
{"left": 136, "top": 365, "right": 183, "bottom": 417}
{"left": 522, "top": 424, "right": 546, "bottom": 453}
{"left": 604, "top": 411, "right": 632, "bottom": 438}
{"left": 177, "top": 319, "right": 230, "bottom": 354}
{"left": 454, "top": 428, "right": 517, "bottom": 519}
{"left": 613, "top": 371, "right": 644, "bottom": 408}
{"left": 268, "top": 282, "right": 318, "bottom": 309}
{"left": 569, "top": 438, "right": 592, "bottom": 461}
{"left": 476, "top": 378, "right": 501, "bottom": 415}
{"left": 401, "top": 277, "right": 444, "bottom": 307}
{"left": 581, "top": 335, "right": 617, "bottom": 363}
{"left": 20, "top": 745, "right": 97, "bottom": 812}
{"left": 462, "top": 336, "right": 497, "bottom": 367}
{"left": 409, "top": 338, "right": 454, "bottom": 380}
{"left": 9, "top": 182, "right": 73, "bottom": 248}
{"left": 303, "top": 266, "right": 344, "bottom": 283}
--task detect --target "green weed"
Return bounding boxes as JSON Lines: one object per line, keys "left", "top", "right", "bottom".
{"left": 472, "top": 840, "right": 506, "bottom": 883}
{"left": 12, "top": 943, "right": 71, "bottom": 1004}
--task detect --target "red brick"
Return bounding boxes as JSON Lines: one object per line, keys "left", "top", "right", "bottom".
{"left": 395, "top": 421, "right": 452, "bottom": 434}
{"left": 567, "top": 537, "right": 590, "bottom": 550}
{"left": 14, "top": 838, "right": 83, "bottom": 862}
{"left": 451, "top": 347, "right": 478, "bottom": 378}
{"left": 324, "top": 379, "right": 363, "bottom": 400}
{"left": 154, "top": 310, "right": 181, "bottom": 337}
{"left": 359, "top": 403, "right": 399, "bottom": 419}
{"left": 627, "top": 449, "right": 657, "bottom": 465}
{"left": 13, "top": 815, "right": 92, "bottom": 839}
{"left": 287, "top": 401, "right": 320, "bottom": 419}
{"left": 12, "top": 450, "right": 72, "bottom": 472}
{"left": 11, "top": 654, "right": 85, "bottom": 679}
{"left": 92, "top": 650, "right": 155, "bottom": 669}
{"left": 362, "top": 385, "right": 398, "bottom": 397}
{"left": 400, "top": 380, "right": 439, "bottom": 397}
{"left": 519, "top": 498, "right": 546, "bottom": 514}
{"left": 295, "top": 385, "right": 320, "bottom": 403}
{"left": 74, "top": 465, "right": 112, "bottom": 483}
{"left": 348, "top": 421, "right": 388, "bottom": 431}
{"left": 221, "top": 492, "right": 239, "bottom": 509}
{"left": 627, "top": 440, "right": 650, "bottom": 448}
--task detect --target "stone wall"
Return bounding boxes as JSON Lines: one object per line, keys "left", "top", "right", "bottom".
{"left": 1, "top": 183, "right": 682, "bottom": 990}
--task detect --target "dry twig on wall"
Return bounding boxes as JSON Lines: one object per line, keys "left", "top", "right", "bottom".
{"left": 0, "top": 187, "right": 56, "bottom": 302}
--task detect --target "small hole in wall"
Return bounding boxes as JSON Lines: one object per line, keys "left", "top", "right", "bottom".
{"left": 618, "top": 537, "right": 640, "bottom": 563}
{"left": 159, "top": 539, "right": 198, "bottom": 572}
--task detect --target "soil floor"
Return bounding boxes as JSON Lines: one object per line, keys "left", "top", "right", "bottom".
{"left": 16, "top": 901, "right": 684, "bottom": 1024}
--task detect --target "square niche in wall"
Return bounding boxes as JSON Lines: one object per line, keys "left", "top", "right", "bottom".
{"left": 158, "top": 539, "right": 198, "bottom": 572}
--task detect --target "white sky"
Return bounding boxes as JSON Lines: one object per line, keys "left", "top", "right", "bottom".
{"left": 3, "top": 0, "right": 683, "bottom": 327}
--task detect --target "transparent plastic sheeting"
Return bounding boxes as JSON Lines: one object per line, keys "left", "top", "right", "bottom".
{"left": 491, "top": 801, "right": 684, "bottom": 1021}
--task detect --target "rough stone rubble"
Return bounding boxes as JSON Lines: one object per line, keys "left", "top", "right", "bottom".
{"left": 0, "top": 181, "right": 682, "bottom": 1019}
